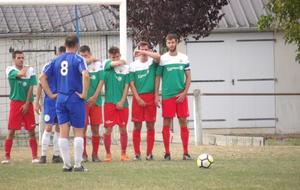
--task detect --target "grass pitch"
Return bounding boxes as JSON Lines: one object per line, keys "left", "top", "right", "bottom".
{"left": 0, "top": 143, "right": 300, "bottom": 190}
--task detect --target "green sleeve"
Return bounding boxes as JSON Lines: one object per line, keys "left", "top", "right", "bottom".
{"left": 125, "top": 73, "right": 130, "bottom": 84}
{"left": 129, "top": 72, "right": 134, "bottom": 82}
{"left": 30, "top": 75, "right": 37, "bottom": 86}
{"left": 8, "top": 70, "right": 18, "bottom": 79}
{"left": 99, "top": 70, "right": 105, "bottom": 81}
{"left": 156, "top": 65, "right": 163, "bottom": 76}
{"left": 104, "top": 60, "right": 112, "bottom": 71}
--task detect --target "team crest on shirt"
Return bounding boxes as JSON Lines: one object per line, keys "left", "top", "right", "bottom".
{"left": 116, "top": 76, "right": 122, "bottom": 81}
{"left": 90, "top": 75, "right": 96, "bottom": 80}
{"left": 179, "top": 59, "right": 183, "bottom": 63}
{"left": 22, "top": 81, "right": 27, "bottom": 86}
{"left": 44, "top": 114, "right": 50, "bottom": 122}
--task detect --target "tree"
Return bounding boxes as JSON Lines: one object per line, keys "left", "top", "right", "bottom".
{"left": 127, "top": 0, "right": 229, "bottom": 46}
{"left": 258, "top": 0, "right": 300, "bottom": 63}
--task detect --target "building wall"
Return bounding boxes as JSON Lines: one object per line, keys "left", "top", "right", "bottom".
{"left": 178, "top": 32, "right": 300, "bottom": 134}
{"left": 274, "top": 33, "right": 300, "bottom": 134}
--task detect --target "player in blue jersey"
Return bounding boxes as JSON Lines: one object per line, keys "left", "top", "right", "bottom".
{"left": 40, "top": 35, "right": 89, "bottom": 172}
{"left": 35, "top": 46, "right": 65, "bottom": 164}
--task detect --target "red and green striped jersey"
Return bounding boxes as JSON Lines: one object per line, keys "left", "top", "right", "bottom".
{"left": 86, "top": 60, "right": 104, "bottom": 106}
{"left": 6, "top": 66, "right": 37, "bottom": 101}
{"left": 103, "top": 60, "right": 130, "bottom": 107}
{"left": 156, "top": 52, "right": 190, "bottom": 100}
{"left": 129, "top": 58, "right": 158, "bottom": 94}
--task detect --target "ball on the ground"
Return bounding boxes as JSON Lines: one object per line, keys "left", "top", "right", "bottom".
{"left": 197, "top": 153, "right": 214, "bottom": 168}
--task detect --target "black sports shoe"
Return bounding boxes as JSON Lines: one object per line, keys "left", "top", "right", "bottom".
{"left": 74, "top": 165, "right": 88, "bottom": 172}
{"left": 183, "top": 154, "right": 192, "bottom": 160}
{"left": 52, "top": 155, "right": 63, "bottom": 163}
{"left": 133, "top": 155, "right": 141, "bottom": 161}
{"left": 62, "top": 166, "right": 73, "bottom": 172}
{"left": 92, "top": 155, "right": 101, "bottom": 162}
{"left": 163, "top": 153, "right": 171, "bottom": 161}
{"left": 39, "top": 156, "right": 47, "bottom": 164}
{"left": 146, "top": 154, "right": 154, "bottom": 161}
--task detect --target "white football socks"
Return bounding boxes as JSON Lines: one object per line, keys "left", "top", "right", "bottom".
{"left": 53, "top": 132, "right": 60, "bottom": 156}
{"left": 59, "top": 138, "right": 71, "bottom": 168}
{"left": 41, "top": 131, "right": 51, "bottom": 156}
{"left": 74, "top": 137, "right": 84, "bottom": 168}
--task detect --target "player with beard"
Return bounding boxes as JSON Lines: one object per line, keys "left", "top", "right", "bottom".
{"left": 155, "top": 33, "right": 192, "bottom": 161}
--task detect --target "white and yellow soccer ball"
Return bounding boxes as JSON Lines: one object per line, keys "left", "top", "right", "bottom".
{"left": 197, "top": 153, "right": 214, "bottom": 168}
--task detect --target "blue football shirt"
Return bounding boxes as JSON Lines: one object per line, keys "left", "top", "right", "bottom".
{"left": 44, "top": 52, "right": 87, "bottom": 95}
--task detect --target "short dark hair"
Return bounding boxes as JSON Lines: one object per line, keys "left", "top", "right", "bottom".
{"left": 64, "top": 34, "right": 79, "bottom": 48}
{"left": 58, "top": 46, "right": 66, "bottom": 54}
{"left": 166, "top": 33, "right": 178, "bottom": 41}
{"left": 12, "top": 50, "right": 23, "bottom": 59}
{"left": 79, "top": 45, "right": 91, "bottom": 53}
{"left": 108, "top": 46, "right": 120, "bottom": 55}
{"left": 137, "top": 41, "right": 151, "bottom": 49}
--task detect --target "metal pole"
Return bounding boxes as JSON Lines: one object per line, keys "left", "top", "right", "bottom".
{"left": 75, "top": 5, "right": 80, "bottom": 45}
{"left": 193, "top": 89, "right": 203, "bottom": 145}
{"left": 119, "top": 0, "right": 127, "bottom": 59}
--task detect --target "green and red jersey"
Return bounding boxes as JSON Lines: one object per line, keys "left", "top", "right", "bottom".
{"left": 103, "top": 60, "right": 130, "bottom": 107}
{"left": 86, "top": 60, "right": 104, "bottom": 106}
{"left": 129, "top": 58, "right": 158, "bottom": 94}
{"left": 6, "top": 66, "right": 37, "bottom": 102}
{"left": 156, "top": 52, "right": 190, "bottom": 100}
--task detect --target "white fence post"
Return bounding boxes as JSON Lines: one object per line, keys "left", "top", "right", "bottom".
{"left": 38, "top": 97, "right": 45, "bottom": 146}
{"left": 193, "top": 89, "right": 202, "bottom": 145}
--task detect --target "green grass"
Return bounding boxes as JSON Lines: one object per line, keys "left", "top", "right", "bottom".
{"left": 1, "top": 144, "right": 300, "bottom": 190}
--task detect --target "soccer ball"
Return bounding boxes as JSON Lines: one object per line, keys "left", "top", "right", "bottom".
{"left": 197, "top": 153, "right": 214, "bottom": 168}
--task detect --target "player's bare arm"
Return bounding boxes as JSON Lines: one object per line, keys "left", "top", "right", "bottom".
{"left": 87, "top": 80, "right": 104, "bottom": 107}
{"left": 21, "top": 86, "right": 33, "bottom": 114}
{"left": 129, "top": 81, "right": 146, "bottom": 107}
{"left": 85, "top": 56, "right": 98, "bottom": 65}
{"left": 116, "top": 84, "right": 129, "bottom": 110}
{"left": 77, "top": 70, "right": 90, "bottom": 99}
{"left": 134, "top": 50, "right": 161, "bottom": 63}
{"left": 16, "top": 66, "right": 28, "bottom": 78}
{"left": 34, "top": 83, "right": 42, "bottom": 114}
{"left": 176, "top": 69, "right": 191, "bottom": 103}
{"left": 111, "top": 59, "right": 126, "bottom": 68}
{"left": 39, "top": 73, "right": 57, "bottom": 100}
{"left": 155, "top": 76, "right": 161, "bottom": 108}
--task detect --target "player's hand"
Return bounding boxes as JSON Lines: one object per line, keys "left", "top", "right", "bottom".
{"left": 176, "top": 91, "right": 187, "bottom": 103}
{"left": 49, "top": 93, "right": 58, "bottom": 100}
{"left": 18, "top": 66, "right": 28, "bottom": 77}
{"left": 116, "top": 101, "right": 124, "bottom": 110}
{"left": 114, "top": 60, "right": 126, "bottom": 67}
{"left": 134, "top": 50, "right": 144, "bottom": 57}
{"left": 136, "top": 97, "right": 146, "bottom": 107}
{"left": 21, "top": 102, "right": 30, "bottom": 114}
{"left": 87, "top": 95, "right": 97, "bottom": 107}
{"left": 76, "top": 92, "right": 87, "bottom": 100}
{"left": 34, "top": 102, "right": 41, "bottom": 115}
{"left": 155, "top": 95, "right": 161, "bottom": 108}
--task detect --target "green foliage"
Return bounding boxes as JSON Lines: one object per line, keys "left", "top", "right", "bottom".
{"left": 127, "top": 0, "right": 229, "bottom": 46}
{"left": 258, "top": 0, "right": 300, "bottom": 63}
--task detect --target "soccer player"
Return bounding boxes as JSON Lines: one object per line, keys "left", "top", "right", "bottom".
{"left": 155, "top": 33, "right": 192, "bottom": 160}
{"left": 79, "top": 45, "right": 104, "bottom": 162}
{"left": 35, "top": 46, "right": 66, "bottom": 164}
{"left": 40, "top": 35, "right": 89, "bottom": 172}
{"left": 2, "top": 51, "right": 39, "bottom": 164}
{"left": 129, "top": 41, "right": 160, "bottom": 160}
{"left": 103, "top": 46, "right": 130, "bottom": 162}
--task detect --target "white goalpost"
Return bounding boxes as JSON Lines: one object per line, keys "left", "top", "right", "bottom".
{"left": 0, "top": 0, "right": 127, "bottom": 59}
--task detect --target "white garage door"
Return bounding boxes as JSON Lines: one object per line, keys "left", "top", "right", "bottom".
{"left": 187, "top": 33, "right": 276, "bottom": 129}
